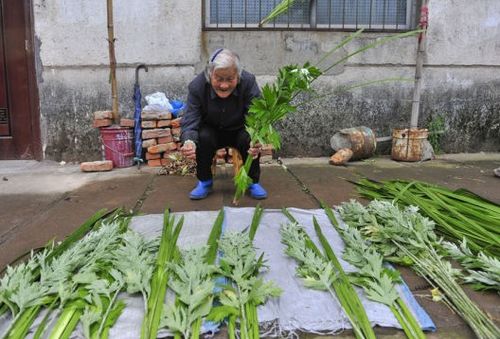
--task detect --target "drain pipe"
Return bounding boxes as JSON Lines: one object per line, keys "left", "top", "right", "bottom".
{"left": 410, "top": 0, "right": 429, "bottom": 128}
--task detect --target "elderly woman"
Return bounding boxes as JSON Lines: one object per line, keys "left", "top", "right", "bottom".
{"left": 180, "top": 49, "right": 267, "bottom": 200}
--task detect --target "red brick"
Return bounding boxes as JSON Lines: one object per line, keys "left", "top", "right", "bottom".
{"left": 142, "top": 128, "right": 171, "bottom": 139}
{"left": 141, "top": 120, "right": 156, "bottom": 128}
{"left": 93, "top": 119, "right": 112, "bottom": 128}
{"left": 141, "top": 111, "right": 172, "bottom": 120}
{"left": 171, "top": 118, "right": 182, "bottom": 128}
{"left": 157, "top": 135, "right": 173, "bottom": 144}
{"left": 147, "top": 144, "right": 167, "bottom": 154}
{"left": 157, "top": 120, "right": 171, "bottom": 128}
{"left": 142, "top": 138, "right": 157, "bottom": 148}
{"left": 329, "top": 148, "right": 353, "bottom": 165}
{"left": 161, "top": 158, "right": 171, "bottom": 166}
{"left": 147, "top": 159, "right": 162, "bottom": 167}
{"left": 80, "top": 160, "right": 113, "bottom": 172}
{"left": 165, "top": 142, "right": 178, "bottom": 151}
{"left": 141, "top": 111, "right": 159, "bottom": 120}
{"left": 120, "top": 118, "right": 135, "bottom": 127}
{"left": 145, "top": 152, "right": 161, "bottom": 160}
{"left": 148, "top": 142, "right": 177, "bottom": 154}
{"left": 93, "top": 110, "right": 113, "bottom": 120}
{"left": 157, "top": 112, "right": 172, "bottom": 120}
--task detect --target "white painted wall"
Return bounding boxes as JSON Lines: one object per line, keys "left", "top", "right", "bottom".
{"left": 35, "top": 0, "right": 202, "bottom": 66}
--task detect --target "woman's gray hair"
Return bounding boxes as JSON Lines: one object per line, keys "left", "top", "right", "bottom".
{"left": 204, "top": 49, "right": 242, "bottom": 82}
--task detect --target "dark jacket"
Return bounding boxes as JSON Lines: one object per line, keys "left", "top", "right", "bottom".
{"left": 180, "top": 70, "right": 261, "bottom": 144}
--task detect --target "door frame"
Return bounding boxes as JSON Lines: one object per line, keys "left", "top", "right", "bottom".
{"left": 0, "top": 0, "right": 41, "bottom": 160}
{"left": 25, "top": 0, "right": 41, "bottom": 160}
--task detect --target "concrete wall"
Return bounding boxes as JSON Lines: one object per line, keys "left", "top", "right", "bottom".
{"left": 34, "top": 0, "right": 200, "bottom": 161}
{"left": 33, "top": 0, "right": 500, "bottom": 161}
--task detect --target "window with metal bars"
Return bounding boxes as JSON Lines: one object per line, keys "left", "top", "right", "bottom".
{"left": 203, "top": 0, "right": 416, "bottom": 31}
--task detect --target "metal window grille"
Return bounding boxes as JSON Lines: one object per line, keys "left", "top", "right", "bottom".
{"left": 204, "top": 0, "right": 415, "bottom": 31}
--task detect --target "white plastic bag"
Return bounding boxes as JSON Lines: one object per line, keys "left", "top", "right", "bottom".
{"left": 143, "top": 92, "right": 173, "bottom": 112}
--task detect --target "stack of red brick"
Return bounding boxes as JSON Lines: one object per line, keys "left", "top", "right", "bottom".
{"left": 93, "top": 110, "right": 114, "bottom": 128}
{"left": 140, "top": 111, "right": 183, "bottom": 167}
{"left": 91, "top": 110, "right": 274, "bottom": 169}
{"left": 92, "top": 110, "right": 135, "bottom": 129}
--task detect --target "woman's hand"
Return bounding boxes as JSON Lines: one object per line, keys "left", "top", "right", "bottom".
{"left": 181, "top": 140, "right": 197, "bottom": 160}
{"left": 248, "top": 142, "right": 262, "bottom": 159}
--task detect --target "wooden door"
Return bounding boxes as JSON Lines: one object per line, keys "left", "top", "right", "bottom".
{"left": 0, "top": 0, "right": 40, "bottom": 160}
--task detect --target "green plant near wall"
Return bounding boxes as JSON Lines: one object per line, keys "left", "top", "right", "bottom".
{"left": 232, "top": 28, "right": 422, "bottom": 204}
{"left": 426, "top": 114, "right": 445, "bottom": 153}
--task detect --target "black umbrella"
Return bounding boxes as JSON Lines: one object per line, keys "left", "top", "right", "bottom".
{"left": 133, "top": 64, "right": 148, "bottom": 168}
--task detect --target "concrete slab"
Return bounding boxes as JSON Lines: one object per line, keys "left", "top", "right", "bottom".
{"left": 0, "top": 193, "right": 61, "bottom": 241}
{"left": 140, "top": 165, "right": 318, "bottom": 213}
{"left": 284, "top": 163, "right": 360, "bottom": 206}
{"left": 0, "top": 160, "right": 147, "bottom": 195}
{"left": 140, "top": 174, "right": 224, "bottom": 213}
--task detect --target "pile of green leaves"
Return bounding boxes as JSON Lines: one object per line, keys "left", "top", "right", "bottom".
{"left": 0, "top": 207, "right": 238, "bottom": 339}
{"left": 208, "top": 207, "right": 281, "bottom": 339}
{"left": 322, "top": 204, "right": 426, "bottom": 339}
{"left": 141, "top": 210, "right": 183, "bottom": 339}
{"left": 1, "top": 208, "right": 235, "bottom": 339}
{"left": 233, "top": 63, "right": 321, "bottom": 203}
{"left": 78, "top": 229, "right": 157, "bottom": 339}
{"left": 0, "top": 209, "right": 108, "bottom": 321}
{"left": 0, "top": 251, "right": 50, "bottom": 338}
{"left": 160, "top": 247, "right": 216, "bottom": 339}
{"left": 43, "top": 215, "right": 135, "bottom": 339}
{"left": 281, "top": 209, "right": 376, "bottom": 339}
{"left": 233, "top": 26, "right": 421, "bottom": 203}
{"left": 338, "top": 199, "right": 500, "bottom": 339}
{"left": 353, "top": 178, "right": 500, "bottom": 258}
{"left": 443, "top": 239, "right": 500, "bottom": 292}
{"left": 159, "top": 210, "right": 223, "bottom": 339}
{"left": 0, "top": 210, "right": 136, "bottom": 339}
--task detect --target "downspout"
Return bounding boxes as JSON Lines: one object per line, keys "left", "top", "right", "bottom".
{"left": 410, "top": 0, "right": 429, "bottom": 128}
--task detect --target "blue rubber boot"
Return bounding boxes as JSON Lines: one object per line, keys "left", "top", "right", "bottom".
{"left": 189, "top": 180, "right": 213, "bottom": 200}
{"left": 248, "top": 183, "right": 267, "bottom": 200}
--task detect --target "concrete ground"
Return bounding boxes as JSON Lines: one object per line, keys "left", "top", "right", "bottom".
{"left": 1, "top": 153, "right": 499, "bottom": 338}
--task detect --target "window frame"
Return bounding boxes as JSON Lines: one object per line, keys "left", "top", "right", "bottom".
{"left": 202, "top": 0, "right": 418, "bottom": 32}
